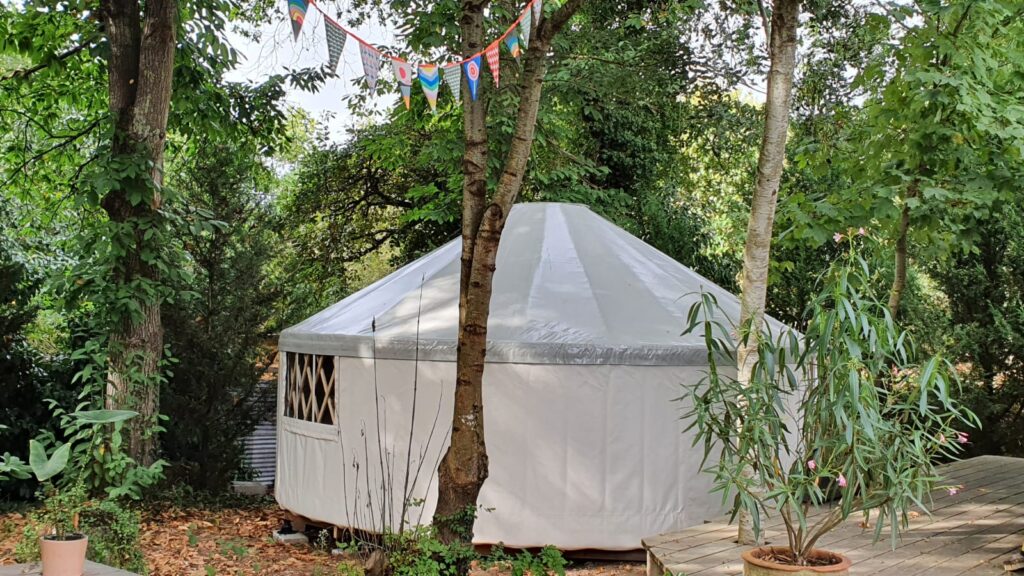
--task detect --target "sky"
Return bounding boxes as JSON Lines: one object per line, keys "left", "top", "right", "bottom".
{"left": 225, "top": 5, "right": 396, "bottom": 141}
{"left": 225, "top": 4, "right": 771, "bottom": 143}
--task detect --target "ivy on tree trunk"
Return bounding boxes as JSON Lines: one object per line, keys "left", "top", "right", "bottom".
{"left": 99, "top": 0, "right": 178, "bottom": 466}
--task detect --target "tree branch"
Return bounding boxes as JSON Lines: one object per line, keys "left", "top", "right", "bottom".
{"left": 537, "top": 0, "right": 586, "bottom": 43}
{"left": 1, "top": 116, "right": 105, "bottom": 188}
{"left": 0, "top": 41, "right": 93, "bottom": 84}
{"left": 756, "top": 0, "right": 771, "bottom": 44}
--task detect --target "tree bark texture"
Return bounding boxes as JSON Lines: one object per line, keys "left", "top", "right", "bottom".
{"left": 433, "top": 0, "right": 585, "bottom": 546}
{"left": 100, "top": 0, "right": 177, "bottom": 466}
{"left": 735, "top": 0, "right": 800, "bottom": 546}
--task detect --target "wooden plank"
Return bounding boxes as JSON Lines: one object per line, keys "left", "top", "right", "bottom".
{"left": 0, "top": 561, "right": 138, "bottom": 575}
{"left": 645, "top": 457, "right": 1024, "bottom": 576}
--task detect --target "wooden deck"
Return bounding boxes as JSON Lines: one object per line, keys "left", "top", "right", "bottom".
{"left": 0, "top": 560, "right": 137, "bottom": 575}
{"left": 643, "top": 455, "right": 1024, "bottom": 575}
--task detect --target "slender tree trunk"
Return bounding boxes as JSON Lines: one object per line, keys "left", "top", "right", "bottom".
{"left": 433, "top": 0, "right": 585, "bottom": 547}
{"left": 735, "top": 0, "right": 800, "bottom": 545}
{"left": 100, "top": 0, "right": 177, "bottom": 465}
{"left": 887, "top": 182, "right": 917, "bottom": 318}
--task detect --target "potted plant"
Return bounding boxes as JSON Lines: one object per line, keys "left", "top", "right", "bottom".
{"left": 23, "top": 409, "right": 142, "bottom": 576}
{"left": 681, "top": 239, "right": 977, "bottom": 575}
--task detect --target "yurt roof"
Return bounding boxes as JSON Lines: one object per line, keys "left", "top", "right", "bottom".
{"left": 279, "top": 202, "right": 789, "bottom": 365}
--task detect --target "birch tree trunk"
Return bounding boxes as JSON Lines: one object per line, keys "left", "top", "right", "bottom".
{"left": 735, "top": 0, "right": 800, "bottom": 545}
{"left": 433, "top": 0, "right": 585, "bottom": 547}
{"left": 100, "top": 0, "right": 177, "bottom": 465}
{"left": 887, "top": 182, "right": 917, "bottom": 318}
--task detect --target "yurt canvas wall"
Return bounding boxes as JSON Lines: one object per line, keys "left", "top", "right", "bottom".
{"left": 276, "top": 202, "right": 793, "bottom": 550}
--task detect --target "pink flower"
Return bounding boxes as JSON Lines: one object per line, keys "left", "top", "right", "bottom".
{"left": 938, "top": 433, "right": 946, "bottom": 443}
{"left": 837, "top": 473, "right": 847, "bottom": 488}
{"left": 807, "top": 459, "right": 817, "bottom": 471}
{"left": 857, "top": 227, "right": 867, "bottom": 236}
{"left": 833, "top": 232, "right": 844, "bottom": 243}
{"left": 957, "top": 432, "right": 969, "bottom": 444}
{"left": 948, "top": 486, "right": 960, "bottom": 496}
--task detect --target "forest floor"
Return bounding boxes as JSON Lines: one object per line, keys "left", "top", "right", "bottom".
{"left": 0, "top": 500, "right": 644, "bottom": 576}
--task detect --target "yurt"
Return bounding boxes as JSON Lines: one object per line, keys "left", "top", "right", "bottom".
{"left": 276, "top": 202, "right": 788, "bottom": 551}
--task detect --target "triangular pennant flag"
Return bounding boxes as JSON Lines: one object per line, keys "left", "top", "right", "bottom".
{"left": 399, "top": 83, "right": 412, "bottom": 109}
{"left": 324, "top": 21, "right": 347, "bottom": 72}
{"left": 443, "top": 63, "right": 462, "bottom": 104}
{"left": 392, "top": 60, "right": 414, "bottom": 109}
{"left": 485, "top": 42, "right": 500, "bottom": 87}
{"left": 463, "top": 55, "right": 482, "bottom": 101}
{"left": 359, "top": 43, "right": 382, "bottom": 93}
{"left": 532, "top": 0, "right": 542, "bottom": 20}
{"left": 520, "top": 10, "right": 531, "bottom": 49}
{"left": 504, "top": 33, "right": 521, "bottom": 59}
{"left": 287, "top": 0, "right": 308, "bottom": 40}
{"left": 418, "top": 64, "right": 441, "bottom": 113}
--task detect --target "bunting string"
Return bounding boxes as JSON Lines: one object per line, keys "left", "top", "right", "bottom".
{"left": 287, "top": 0, "right": 542, "bottom": 110}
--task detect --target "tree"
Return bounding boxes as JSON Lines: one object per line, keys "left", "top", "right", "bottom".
{"left": 734, "top": 0, "right": 801, "bottom": 545}
{"left": 1, "top": 0, "right": 307, "bottom": 465}
{"left": 780, "top": 0, "right": 1024, "bottom": 317}
{"left": 432, "top": 0, "right": 586, "bottom": 545}
{"left": 94, "top": 0, "right": 179, "bottom": 465}
{"left": 160, "top": 138, "right": 281, "bottom": 490}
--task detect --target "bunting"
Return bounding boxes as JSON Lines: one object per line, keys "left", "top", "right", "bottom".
{"left": 485, "top": 41, "right": 501, "bottom": 87}
{"left": 360, "top": 43, "right": 382, "bottom": 93}
{"left": 290, "top": 0, "right": 541, "bottom": 108}
{"left": 288, "top": 0, "right": 308, "bottom": 40}
{"left": 443, "top": 63, "right": 462, "bottom": 104}
{"left": 393, "top": 60, "right": 414, "bottom": 109}
{"left": 325, "top": 21, "right": 347, "bottom": 72}
{"left": 520, "top": 10, "right": 531, "bottom": 49}
{"left": 418, "top": 64, "right": 441, "bottom": 113}
{"left": 464, "top": 55, "right": 482, "bottom": 101}
{"left": 505, "top": 34, "right": 521, "bottom": 59}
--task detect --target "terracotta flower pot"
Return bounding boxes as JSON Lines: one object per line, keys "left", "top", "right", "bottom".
{"left": 742, "top": 546, "right": 851, "bottom": 576}
{"left": 40, "top": 534, "right": 88, "bottom": 576}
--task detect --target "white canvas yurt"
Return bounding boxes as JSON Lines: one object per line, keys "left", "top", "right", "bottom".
{"left": 276, "top": 202, "right": 785, "bottom": 551}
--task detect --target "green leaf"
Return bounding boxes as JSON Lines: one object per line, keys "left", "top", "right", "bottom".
{"left": 29, "top": 440, "right": 70, "bottom": 482}
{"left": 73, "top": 409, "right": 139, "bottom": 424}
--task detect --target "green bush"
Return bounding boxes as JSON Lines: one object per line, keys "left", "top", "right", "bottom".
{"left": 81, "top": 499, "right": 146, "bottom": 572}
{"left": 15, "top": 493, "right": 146, "bottom": 572}
{"left": 385, "top": 526, "right": 477, "bottom": 576}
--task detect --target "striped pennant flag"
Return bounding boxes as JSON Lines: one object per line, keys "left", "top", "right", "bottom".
{"left": 485, "top": 41, "right": 500, "bottom": 87}
{"left": 324, "top": 21, "right": 347, "bottom": 72}
{"left": 505, "top": 34, "right": 521, "bottom": 59}
{"left": 418, "top": 64, "right": 441, "bottom": 113}
{"left": 443, "top": 63, "right": 462, "bottom": 104}
{"left": 520, "top": 10, "right": 531, "bottom": 49}
{"left": 287, "top": 0, "right": 308, "bottom": 40}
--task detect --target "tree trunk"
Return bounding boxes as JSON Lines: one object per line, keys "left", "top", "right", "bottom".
{"left": 735, "top": 0, "right": 800, "bottom": 545}
{"left": 100, "top": 0, "right": 178, "bottom": 465}
{"left": 887, "top": 182, "right": 917, "bottom": 318}
{"left": 433, "top": 0, "right": 585, "bottom": 546}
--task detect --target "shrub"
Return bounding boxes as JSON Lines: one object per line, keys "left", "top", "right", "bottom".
{"left": 681, "top": 237, "right": 977, "bottom": 564}
{"left": 15, "top": 493, "right": 145, "bottom": 572}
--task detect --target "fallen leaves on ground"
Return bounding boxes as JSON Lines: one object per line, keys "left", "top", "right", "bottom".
{"left": 1, "top": 502, "right": 644, "bottom": 575}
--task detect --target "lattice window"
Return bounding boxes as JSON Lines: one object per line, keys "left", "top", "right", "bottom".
{"left": 284, "top": 352, "right": 336, "bottom": 425}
